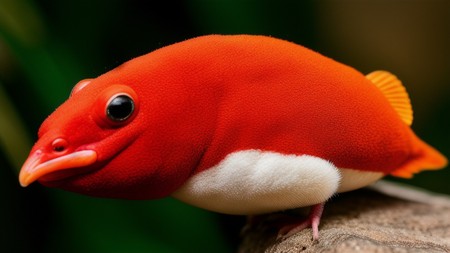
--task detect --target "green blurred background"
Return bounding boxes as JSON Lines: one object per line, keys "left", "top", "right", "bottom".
{"left": 1, "top": 0, "right": 449, "bottom": 252}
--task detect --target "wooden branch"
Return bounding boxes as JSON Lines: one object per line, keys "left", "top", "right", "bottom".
{"left": 238, "top": 181, "right": 450, "bottom": 253}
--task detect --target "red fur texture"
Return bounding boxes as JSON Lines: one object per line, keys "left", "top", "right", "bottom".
{"left": 29, "top": 35, "right": 446, "bottom": 199}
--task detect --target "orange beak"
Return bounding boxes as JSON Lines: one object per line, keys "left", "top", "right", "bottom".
{"left": 19, "top": 149, "right": 97, "bottom": 187}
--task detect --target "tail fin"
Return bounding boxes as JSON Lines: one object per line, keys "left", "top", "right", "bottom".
{"left": 366, "top": 71, "right": 447, "bottom": 178}
{"left": 391, "top": 133, "right": 447, "bottom": 178}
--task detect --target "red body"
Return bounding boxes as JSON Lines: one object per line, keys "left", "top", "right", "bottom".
{"left": 20, "top": 35, "right": 446, "bottom": 199}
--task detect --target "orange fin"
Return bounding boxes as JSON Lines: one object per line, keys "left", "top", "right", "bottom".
{"left": 390, "top": 134, "right": 448, "bottom": 178}
{"left": 366, "top": 71, "right": 413, "bottom": 126}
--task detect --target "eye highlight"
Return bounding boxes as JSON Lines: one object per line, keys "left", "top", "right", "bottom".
{"left": 106, "top": 94, "right": 135, "bottom": 122}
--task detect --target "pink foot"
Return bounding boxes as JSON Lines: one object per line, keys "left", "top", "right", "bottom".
{"left": 277, "top": 203, "right": 325, "bottom": 240}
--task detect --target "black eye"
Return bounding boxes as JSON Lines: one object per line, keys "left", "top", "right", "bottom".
{"left": 106, "top": 95, "right": 135, "bottom": 122}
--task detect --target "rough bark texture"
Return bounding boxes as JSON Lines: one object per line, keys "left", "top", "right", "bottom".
{"left": 238, "top": 181, "right": 450, "bottom": 253}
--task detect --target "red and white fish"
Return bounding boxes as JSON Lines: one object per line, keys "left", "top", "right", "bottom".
{"left": 19, "top": 35, "right": 447, "bottom": 239}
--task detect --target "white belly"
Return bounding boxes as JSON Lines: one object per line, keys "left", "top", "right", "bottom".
{"left": 172, "top": 150, "right": 383, "bottom": 215}
{"left": 337, "top": 168, "right": 384, "bottom": 193}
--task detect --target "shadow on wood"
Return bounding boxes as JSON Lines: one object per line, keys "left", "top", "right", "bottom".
{"left": 238, "top": 181, "right": 450, "bottom": 253}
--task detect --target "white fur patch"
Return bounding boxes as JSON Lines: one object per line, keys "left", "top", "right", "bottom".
{"left": 172, "top": 150, "right": 341, "bottom": 215}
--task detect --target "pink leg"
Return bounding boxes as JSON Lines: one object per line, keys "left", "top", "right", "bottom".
{"left": 277, "top": 202, "right": 325, "bottom": 240}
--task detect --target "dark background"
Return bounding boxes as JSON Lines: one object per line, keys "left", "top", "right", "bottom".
{"left": 1, "top": 1, "right": 449, "bottom": 252}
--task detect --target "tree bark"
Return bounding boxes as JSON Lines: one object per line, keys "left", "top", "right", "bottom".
{"left": 238, "top": 181, "right": 450, "bottom": 253}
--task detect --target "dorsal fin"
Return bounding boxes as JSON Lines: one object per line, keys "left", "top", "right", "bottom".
{"left": 366, "top": 71, "right": 413, "bottom": 126}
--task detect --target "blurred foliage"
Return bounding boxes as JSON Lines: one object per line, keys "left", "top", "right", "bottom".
{"left": 0, "top": 0, "right": 449, "bottom": 252}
